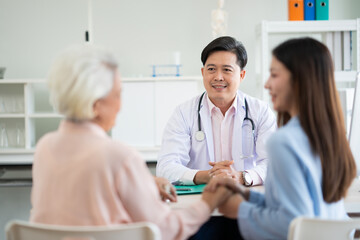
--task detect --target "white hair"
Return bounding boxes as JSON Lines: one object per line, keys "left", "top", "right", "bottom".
{"left": 47, "top": 44, "right": 118, "bottom": 121}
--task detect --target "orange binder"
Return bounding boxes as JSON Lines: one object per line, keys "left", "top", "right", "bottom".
{"left": 288, "top": 0, "right": 304, "bottom": 21}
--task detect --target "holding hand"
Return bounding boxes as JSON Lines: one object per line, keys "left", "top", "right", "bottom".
{"left": 153, "top": 177, "right": 177, "bottom": 202}
{"left": 205, "top": 177, "right": 249, "bottom": 200}
{"left": 205, "top": 177, "right": 248, "bottom": 219}
{"left": 201, "top": 186, "right": 233, "bottom": 212}
{"left": 218, "top": 194, "right": 244, "bottom": 219}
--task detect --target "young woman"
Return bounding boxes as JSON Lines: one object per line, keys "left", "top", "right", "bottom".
{"left": 205, "top": 37, "right": 356, "bottom": 239}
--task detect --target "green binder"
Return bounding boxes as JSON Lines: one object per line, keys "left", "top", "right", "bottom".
{"left": 315, "top": 0, "right": 329, "bottom": 20}
{"left": 175, "top": 184, "right": 206, "bottom": 195}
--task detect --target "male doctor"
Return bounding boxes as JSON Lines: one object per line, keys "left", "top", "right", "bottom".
{"left": 156, "top": 36, "right": 276, "bottom": 187}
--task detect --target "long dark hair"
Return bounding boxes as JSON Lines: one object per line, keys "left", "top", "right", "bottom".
{"left": 272, "top": 37, "right": 356, "bottom": 202}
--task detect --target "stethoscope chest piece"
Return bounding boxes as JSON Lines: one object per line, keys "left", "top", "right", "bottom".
{"left": 195, "top": 131, "right": 205, "bottom": 142}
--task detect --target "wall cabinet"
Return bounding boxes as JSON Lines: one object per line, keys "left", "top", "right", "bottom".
{"left": 0, "top": 77, "right": 203, "bottom": 164}
{"left": 256, "top": 19, "right": 360, "bottom": 101}
{"left": 256, "top": 19, "right": 360, "bottom": 133}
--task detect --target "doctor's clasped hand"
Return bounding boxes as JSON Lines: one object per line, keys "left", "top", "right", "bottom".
{"left": 208, "top": 160, "right": 243, "bottom": 184}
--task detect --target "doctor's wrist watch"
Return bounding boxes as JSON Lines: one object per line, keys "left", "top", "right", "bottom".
{"left": 242, "top": 171, "right": 253, "bottom": 186}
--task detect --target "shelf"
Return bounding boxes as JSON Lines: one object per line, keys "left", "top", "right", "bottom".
{"left": 0, "top": 79, "right": 45, "bottom": 84}
{"left": 0, "top": 179, "right": 32, "bottom": 187}
{"left": 259, "top": 20, "right": 358, "bottom": 34}
{"left": 256, "top": 19, "right": 360, "bottom": 101}
{"left": 28, "top": 113, "right": 63, "bottom": 118}
{"left": 0, "top": 149, "right": 35, "bottom": 154}
{"left": 335, "top": 71, "right": 358, "bottom": 82}
{"left": 0, "top": 114, "right": 25, "bottom": 118}
{"left": 122, "top": 76, "right": 202, "bottom": 82}
{"left": 0, "top": 147, "right": 159, "bottom": 163}
{"left": 0, "top": 76, "right": 203, "bottom": 84}
{"left": 0, "top": 77, "right": 201, "bottom": 164}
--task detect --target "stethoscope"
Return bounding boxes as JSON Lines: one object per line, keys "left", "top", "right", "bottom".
{"left": 195, "top": 92, "right": 256, "bottom": 159}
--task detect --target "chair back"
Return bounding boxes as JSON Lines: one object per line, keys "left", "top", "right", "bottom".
{"left": 6, "top": 220, "right": 161, "bottom": 240}
{"left": 288, "top": 217, "right": 360, "bottom": 240}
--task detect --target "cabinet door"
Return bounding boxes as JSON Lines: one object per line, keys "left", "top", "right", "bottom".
{"left": 0, "top": 0, "right": 88, "bottom": 78}
{"left": 112, "top": 82, "right": 155, "bottom": 147}
{"left": 154, "top": 81, "right": 199, "bottom": 145}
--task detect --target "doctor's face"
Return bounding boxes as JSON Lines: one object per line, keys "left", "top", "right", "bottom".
{"left": 201, "top": 51, "right": 245, "bottom": 106}
{"left": 265, "top": 56, "right": 294, "bottom": 114}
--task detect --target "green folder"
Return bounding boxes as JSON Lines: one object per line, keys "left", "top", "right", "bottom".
{"left": 175, "top": 184, "right": 206, "bottom": 195}
{"left": 315, "top": 0, "right": 329, "bottom": 20}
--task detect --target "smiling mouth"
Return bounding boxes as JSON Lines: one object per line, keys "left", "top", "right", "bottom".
{"left": 212, "top": 85, "right": 227, "bottom": 89}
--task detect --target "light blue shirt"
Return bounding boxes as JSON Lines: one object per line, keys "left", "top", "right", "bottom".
{"left": 238, "top": 117, "right": 348, "bottom": 240}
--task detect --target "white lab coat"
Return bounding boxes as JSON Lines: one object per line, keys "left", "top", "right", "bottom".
{"left": 156, "top": 90, "right": 277, "bottom": 185}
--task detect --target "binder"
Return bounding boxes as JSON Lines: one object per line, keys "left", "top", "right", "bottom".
{"left": 316, "top": 0, "right": 329, "bottom": 20}
{"left": 304, "top": 0, "right": 315, "bottom": 20}
{"left": 333, "top": 32, "right": 342, "bottom": 71}
{"left": 288, "top": 0, "right": 304, "bottom": 21}
{"left": 324, "top": 32, "right": 334, "bottom": 59}
{"left": 175, "top": 184, "right": 205, "bottom": 195}
{"left": 343, "top": 31, "right": 352, "bottom": 71}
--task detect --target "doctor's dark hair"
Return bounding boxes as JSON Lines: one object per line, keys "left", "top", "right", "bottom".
{"left": 201, "top": 36, "right": 248, "bottom": 69}
{"left": 272, "top": 37, "right": 356, "bottom": 203}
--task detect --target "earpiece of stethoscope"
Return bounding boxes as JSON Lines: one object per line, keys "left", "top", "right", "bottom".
{"left": 196, "top": 92, "right": 206, "bottom": 142}
{"left": 195, "top": 131, "right": 205, "bottom": 142}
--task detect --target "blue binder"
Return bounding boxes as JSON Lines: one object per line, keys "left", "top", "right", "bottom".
{"left": 304, "top": 0, "right": 315, "bottom": 20}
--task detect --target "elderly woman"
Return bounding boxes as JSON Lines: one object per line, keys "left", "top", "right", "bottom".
{"left": 30, "top": 44, "right": 230, "bottom": 240}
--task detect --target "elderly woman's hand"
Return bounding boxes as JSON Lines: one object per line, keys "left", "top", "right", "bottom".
{"left": 153, "top": 177, "right": 177, "bottom": 202}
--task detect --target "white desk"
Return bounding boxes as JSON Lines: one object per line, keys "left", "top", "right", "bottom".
{"left": 345, "top": 178, "right": 360, "bottom": 216}
{"left": 169, "top": 185, "right": 264, "bottom": 216}
{"left": 170, "top": 180, "right": 360, "bottom": 217}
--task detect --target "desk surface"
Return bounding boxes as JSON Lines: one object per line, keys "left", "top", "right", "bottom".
{"left": 169, "top": 185, "right": 264, "bottom": 216}
{"left": 344, "top": 178, "right": 360, "bottom": 215}
{"left": 170, "top": 179, "right": 360, "bottom": 216}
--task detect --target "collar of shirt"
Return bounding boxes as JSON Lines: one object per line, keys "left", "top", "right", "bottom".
{"left": 206, "top": 93, "right": 238, "bottom": 117}
{"left": 59, "top": 120, "right": 108, "bottom": 138}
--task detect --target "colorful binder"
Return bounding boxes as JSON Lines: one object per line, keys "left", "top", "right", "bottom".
{"left": 315, "top": 0, "right": 329, "bottom": 20}
{"left": 288, "top": 0, "right": 304, "bottom": 21}
{"left": 304, "top": 0, "right": 315, "bottom": 20}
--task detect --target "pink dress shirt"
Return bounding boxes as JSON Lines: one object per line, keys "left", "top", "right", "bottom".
{"left": 30, "top": 120, "right": 211, "bottom": 240}
{"left": 206, "top": 95, "right": 262, "bottom": 184}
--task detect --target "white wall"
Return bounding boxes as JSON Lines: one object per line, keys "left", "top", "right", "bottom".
{"left": 1, "top": 0, "right": 359, "bottom": 97}
{"left": 0, "top": 0, "right": 359, "bottom": 239}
